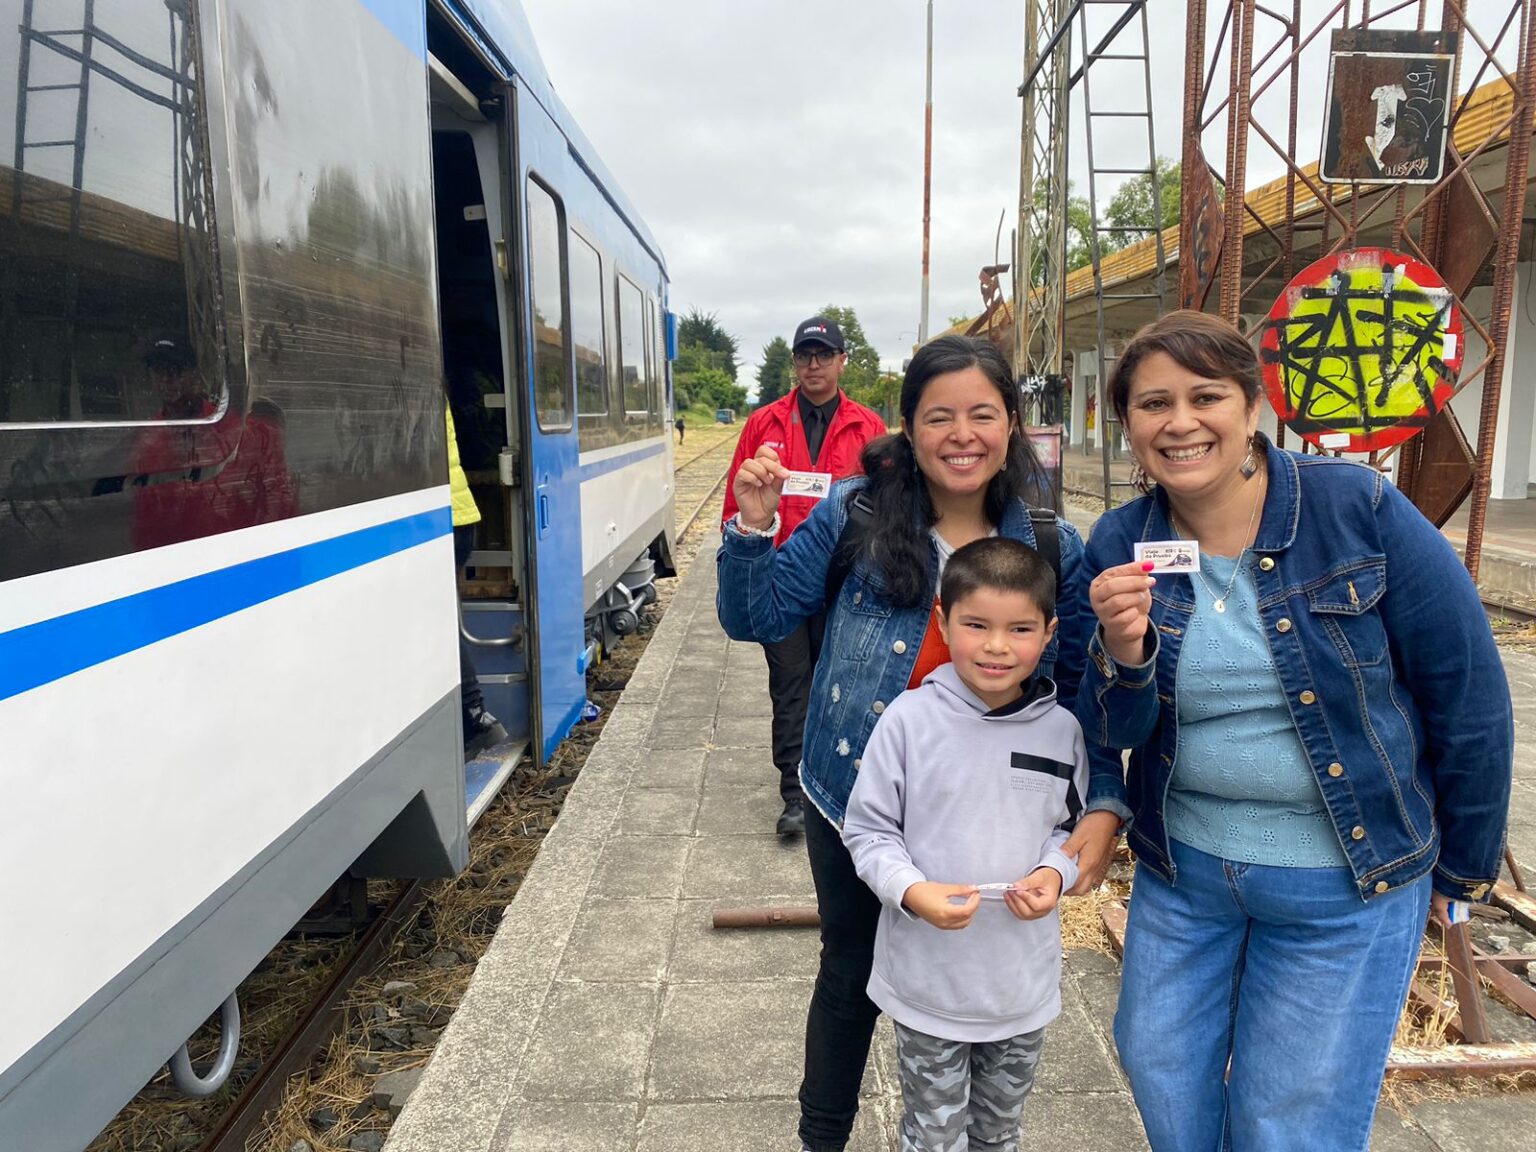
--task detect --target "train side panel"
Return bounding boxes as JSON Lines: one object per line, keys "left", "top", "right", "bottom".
{"left": 0, "top": 0, "right": 465, "bottom": 1146}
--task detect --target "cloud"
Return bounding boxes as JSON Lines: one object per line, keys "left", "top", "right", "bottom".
{"left": 519, "top": 0, "right": 1189, "bottom": 387}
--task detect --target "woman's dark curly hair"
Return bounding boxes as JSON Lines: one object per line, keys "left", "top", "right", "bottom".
{"left": 850, "top": 335, "right": 1048, "bottom": 608}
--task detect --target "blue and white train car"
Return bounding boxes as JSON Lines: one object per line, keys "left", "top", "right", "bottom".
{"left": 0, "top": 1, "right": 673, "bottom": 1147}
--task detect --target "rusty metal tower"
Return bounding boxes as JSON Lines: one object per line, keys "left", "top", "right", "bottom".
{"left": 1183, "top": 0, "right": 1536, "bottom": 579}
{"left": 1016, "top": 0, "right": 1168, "bottom": 505}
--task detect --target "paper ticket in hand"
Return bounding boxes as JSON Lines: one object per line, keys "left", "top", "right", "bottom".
{"left": 1134, "top": 539, "right": 1200, "bottom": 574}
{"left": 975, "top": 882, "right": 1018, "bottom": 901}
{"left": 782, "top": 471, "right": 832, "bottom": 499}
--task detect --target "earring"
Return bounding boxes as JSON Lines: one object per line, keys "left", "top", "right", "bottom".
{"left": 1129, "top": 457, "right": 1151, "bottom": 493}
{"left": 1239, "top": 436, "right": 1258, "bottom": 480}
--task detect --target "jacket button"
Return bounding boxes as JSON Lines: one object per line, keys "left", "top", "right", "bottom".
{"left": 853, "top": 591, "right": 862, "bottom": 605}
{"left": 872, "top": 701, "right": 885, "bottom": 715}
{"left": 1375, "top": 881, "right": 1389, "bottom": 894}
{"left": 1471, "top": 883, "right": 1490, "bottom": 899}
{"left": 1276, "top": 618, "right": 1292, "bottom": 633}
{"left": 853, "top": 759, "right": 861, "bottom": 770}
{"left": 1259, "top": 556, "right": 1275, "bottom": 571}
{"left": 893, "top": 640, "right": 907, "bottom": 654}
{"left": 1351, "top": 825, "right": 1365, "bottom": 840}
{"left": 1299, "top": 690, "right": 1317, "bottom": 705}
{"left": 1328, "top": 762, "right": 1344, "bottom": 777}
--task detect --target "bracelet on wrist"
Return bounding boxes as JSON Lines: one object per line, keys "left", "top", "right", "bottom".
{"left": 732, "top": 512, "right": 780, "bottom": 538}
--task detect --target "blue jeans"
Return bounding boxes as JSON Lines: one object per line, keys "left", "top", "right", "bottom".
{"left": 1114, "top": 839, "right": 1430, "bottom": 1152}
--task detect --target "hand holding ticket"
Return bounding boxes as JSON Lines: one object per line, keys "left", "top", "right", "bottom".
{"left": 782, "top": 471, "right": 832, "bottom": 499}
{"left": 1134, "top": 539, "right": 1200, "bottom": 574}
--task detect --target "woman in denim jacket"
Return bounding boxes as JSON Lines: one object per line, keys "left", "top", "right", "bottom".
{"left": 1080, "top": 311, "right": 1512, "bottom": 1152}
{"left": 718, "top": 336, "right": 1128, "bottom": 1152}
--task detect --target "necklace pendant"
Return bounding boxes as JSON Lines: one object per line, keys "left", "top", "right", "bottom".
{"left": 1213, "top": 598, "right": 1227, "bottom": 613}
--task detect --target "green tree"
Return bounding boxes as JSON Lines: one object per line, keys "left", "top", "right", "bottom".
{"left": 677, "top": 308, "right": 739, "bottom": 380}
{"left": 1103, "top": 159, "right": 1180, "bottom": 249}
{"left": 691, "top": 367, "right": 748, "bottom": 413}
{"left": 756, "top": 336, "right": 794, "bottom": 404}
{"left": 818, "top": 304, "right": 883, "bottom": 406}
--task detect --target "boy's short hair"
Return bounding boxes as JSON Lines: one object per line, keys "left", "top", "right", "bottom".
{"left": 939, "top": 537, "right": 1056, "bottom": 621}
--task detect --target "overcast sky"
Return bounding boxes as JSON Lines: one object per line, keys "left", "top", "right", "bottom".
{"left": 517, "top": 0, "right": 1505, "bottom": 395}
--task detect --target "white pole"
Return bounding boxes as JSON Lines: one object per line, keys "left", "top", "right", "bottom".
{"left": 919, "top": 0, "right": 933, "bottom": 345}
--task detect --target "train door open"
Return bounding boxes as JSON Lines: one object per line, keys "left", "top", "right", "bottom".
{"left": 506, "top": 77, "right": 587, "bottom": 764}
{"left": 427, "top": 52, "right": 534, "bottom": 805}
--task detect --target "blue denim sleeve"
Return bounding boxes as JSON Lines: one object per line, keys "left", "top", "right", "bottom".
{"left": 715, "top": 486, "right": 847, "bottom": 644}
{"left": 1374, "top": 479, "right": 1513, "bottom": 900}
{"left": 1054, "top": 516, "right": 1131, "bottom": 818}
{"left": 1073, "top": 514, "right": 1161, "bottom": 754}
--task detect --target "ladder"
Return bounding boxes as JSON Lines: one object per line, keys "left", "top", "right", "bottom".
{"left": 10, "top": 0, "right": 98, "bottom": 419}
{"left": 5, "top": 0, "right": 215, "bottom": 420}
{"left": 1075, "top": 0, "right": 1167, "bottom": 507}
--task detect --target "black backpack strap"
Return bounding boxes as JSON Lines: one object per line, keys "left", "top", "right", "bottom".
{"left": 1028, "top": 507, "right": 1061, "bottom": 595}
{"left": 824, "top": 491, "right": 876, "bottom": 605}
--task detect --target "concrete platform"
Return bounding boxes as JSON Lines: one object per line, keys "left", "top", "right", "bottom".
{"left": 386, "top": 530, "right": 1536, "bottom": 1152}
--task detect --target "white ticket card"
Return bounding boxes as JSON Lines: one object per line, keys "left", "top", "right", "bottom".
{"left": 976, "top": 882, "right": 1017, "bottom": 901}
{"left": 1134, "top": 539, "right": 1200, "bottom": 574}
{"left": 782, "top": 471, "right": 832, "bottom": 498}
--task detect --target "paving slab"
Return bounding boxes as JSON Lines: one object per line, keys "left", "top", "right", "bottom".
{"left": 387, "top": 533, "right": 1536, "bottom": 1152}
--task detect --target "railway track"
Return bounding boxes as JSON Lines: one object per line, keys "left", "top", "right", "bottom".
{"left": 674, "top": 428, "right": 741, "bottom": 535}
{"left": 171, "top": 440, "right": 742, "bottom": 1152}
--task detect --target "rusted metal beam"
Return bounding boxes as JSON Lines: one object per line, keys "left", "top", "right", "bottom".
{"left": 1462, "top": 2, "right": 1536, "bottom": 580}
{"left": 710, "top": 906, "right": 820, "bottom": 929}
{"left": 1493, "top": 881, "right": 1536, "bottom": 933}
{"left": 1387, "top": 1041, "right": 1536, "bottom": 1078}
{"left": 1443, "top": 921, "right": 1493, "bottom": 1043}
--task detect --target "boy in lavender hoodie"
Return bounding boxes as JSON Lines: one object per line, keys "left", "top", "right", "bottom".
{"left": 842, "top": 537, "right": 1090, "bottom": 1152}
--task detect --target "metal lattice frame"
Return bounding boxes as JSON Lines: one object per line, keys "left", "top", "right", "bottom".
{"left": 1184, "top": 0, "right": 1536, "bottom": 579}
{"left": 1015, "top": 0, "right": 1075, "bottom": 393}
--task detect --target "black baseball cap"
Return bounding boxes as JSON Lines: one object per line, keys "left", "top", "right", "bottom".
{"left": 792, "top": 316, "right": 844, "bottom": 352}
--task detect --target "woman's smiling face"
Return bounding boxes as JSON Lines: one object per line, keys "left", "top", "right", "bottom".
{"left": 906, "top": 366, "right": 1015, "bottom": 504}
{"left": 1124, "top": 351, "right": 1260, "bottom": 503}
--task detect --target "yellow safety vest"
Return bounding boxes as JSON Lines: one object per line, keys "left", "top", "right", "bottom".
{"left": 446, "top": 405, "right": 481, "bottom": 528}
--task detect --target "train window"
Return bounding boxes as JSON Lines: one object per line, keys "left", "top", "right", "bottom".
{"left": 568, "top": 234, "right": 607, "bottom": 417}
{"left": 526, "top": 179, "right": 571, "bottom": 430}
{"left": 617, "top": 275, "right": 646, "bottom": 419}
{"left": 0, "top": 1, "right": 229, "bottom": 425}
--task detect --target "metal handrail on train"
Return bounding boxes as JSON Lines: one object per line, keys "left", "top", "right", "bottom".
{"left": 168, "top": 994, "right": 241, "bottom": 1098}
{"left": 459, "top": 621, "right": 525, "bottom": 648}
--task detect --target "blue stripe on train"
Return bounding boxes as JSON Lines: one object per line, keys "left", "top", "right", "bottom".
{"left": 0, "top": 508, "right": 452, "bottom": 704}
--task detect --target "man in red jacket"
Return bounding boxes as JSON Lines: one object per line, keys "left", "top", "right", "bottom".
{"left": 722, "top": 316, "right": 887, "bottom": 836}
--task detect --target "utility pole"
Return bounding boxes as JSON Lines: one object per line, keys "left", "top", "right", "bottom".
{"left": 919, "top": 0, "right": 933, "bottom": 345}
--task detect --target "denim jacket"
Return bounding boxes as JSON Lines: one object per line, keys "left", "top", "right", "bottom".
{"left": 1076, "top": 439, "right": 1512, "bottom": 902}
{"left": 717, "top": 478, "right": 1130, "bottom": 826}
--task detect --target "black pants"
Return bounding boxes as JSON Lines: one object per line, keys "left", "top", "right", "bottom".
{"left": 800, "top": 801, "right": 883, "bottom": 1151}
{"left": 761, "top": 611, "right": 826, "bottom": 803}
{"left": 454, "top": 526, "right": 484, "bottom": 717}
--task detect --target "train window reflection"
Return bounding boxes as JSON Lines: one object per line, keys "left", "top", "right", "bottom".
{"left": 617, "top": 275, "right": 645, "bottom": 419}
{"left": 569, "top": 234, "right": 607, "bottom": 418}
{"left": 0, "top": 0, "right": 227, "bottom": 424}
{"left": 526, "top": 178, "right": 570, "bottom": 431}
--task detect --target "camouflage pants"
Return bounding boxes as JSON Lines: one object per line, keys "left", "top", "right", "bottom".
{"left": 893, "top": 1021, "right": 1046, "bottom": 1151}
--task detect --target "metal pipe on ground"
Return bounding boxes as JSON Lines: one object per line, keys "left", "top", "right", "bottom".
{"left": 711, "top": 906, "right": 821, "bottom": 929}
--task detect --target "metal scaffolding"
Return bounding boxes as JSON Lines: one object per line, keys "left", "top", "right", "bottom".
{"left": 1183, "top": 0, "right": 1536, "bottom": 578}
{"left": 5, "top": 0, "right": 220, "bottom": 420}
{"left": 1015, "top": 0, "right": 1168, "bottom": 506}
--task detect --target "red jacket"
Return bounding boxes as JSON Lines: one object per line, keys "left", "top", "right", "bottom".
{"left": 722, "top": 387, "right": 888, "bottom": 546}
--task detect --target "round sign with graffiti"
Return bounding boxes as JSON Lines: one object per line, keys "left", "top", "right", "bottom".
{"left": 1258, "top": 248, "right": 1463, "bottom": 452}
